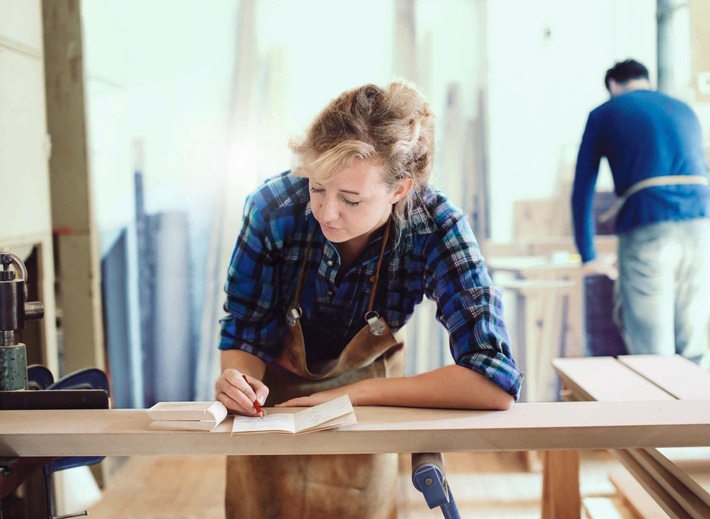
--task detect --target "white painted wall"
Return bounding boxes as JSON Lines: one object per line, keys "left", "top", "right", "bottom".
{"left": 486, "top": 0, "right": 657, "bottom": 242}
{"left": 0, "top": 0, "right": 59, "bottom": 374}
{"left": 0, "top": 0, "right": 51, "bottom": 241}
{"left": 82, "top": 0, "right": 237, "bottom": 237}
{"left": 78, "top": 0, "right": 672, "bottom": 396}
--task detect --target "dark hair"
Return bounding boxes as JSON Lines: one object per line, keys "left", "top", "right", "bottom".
{"left": 604, "top": 59, "right": 649, "bottom": 91}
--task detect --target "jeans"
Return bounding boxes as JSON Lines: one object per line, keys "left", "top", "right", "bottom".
{"left": 615, "top": 218, "right": 710, "bottom": 366}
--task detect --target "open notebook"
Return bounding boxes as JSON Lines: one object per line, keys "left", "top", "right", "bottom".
{"left": 231, "top": 394, "right": 357, "bottom": 435}
{"left": 146, "top": 394, "right": 356, "bottom": 434}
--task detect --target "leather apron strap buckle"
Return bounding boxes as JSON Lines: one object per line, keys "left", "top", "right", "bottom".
{"left": 287, "top": 306, "right": 302, "bottom": 327}
{"left": 365, "top": 311, "right": 386, "bottom": 336}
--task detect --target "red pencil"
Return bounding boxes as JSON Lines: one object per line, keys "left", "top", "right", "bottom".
{"left": 242, "top": 374, "right": 264, "bottom": 418}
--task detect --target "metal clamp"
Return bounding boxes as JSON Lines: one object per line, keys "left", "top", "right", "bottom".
{"left": 411, "top": 453, "right": 461, "bottom": 519}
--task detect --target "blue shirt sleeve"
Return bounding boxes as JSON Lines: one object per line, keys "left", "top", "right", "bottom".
{"left": 423, "top": 208, "right": 523, "bottom": 399}
{"left": 218, "top": 190, "right": 285, "bottom": 361}
{"left": 572, "top": 111, "right": 602, "bottom": 262}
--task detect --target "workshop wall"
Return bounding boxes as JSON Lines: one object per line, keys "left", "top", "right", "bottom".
{"left": 5, "top": 0, "right": 705, "bottom": 406}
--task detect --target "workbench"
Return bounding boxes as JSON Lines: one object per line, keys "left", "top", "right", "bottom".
{"left": 2, "top": 401, "right": 710, "bottom": 457}
{"left": 3, "top": 399, "right": 710, "bottom": 518}
{"left": 553, "top": 354, "right": 710, "bottom": 518}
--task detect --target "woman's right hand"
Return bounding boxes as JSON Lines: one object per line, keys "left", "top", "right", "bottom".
{"left": 215, "top": 368, "right": 269, "bottom": 416}
{"left": 216, "top": 350, "right": 268, "bottom": 415}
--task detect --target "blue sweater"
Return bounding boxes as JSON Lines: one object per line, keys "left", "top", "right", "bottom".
{"left": 572, "top": 89, "right": 710, "bottom": 262}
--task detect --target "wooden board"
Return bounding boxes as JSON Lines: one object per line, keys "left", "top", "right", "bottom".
{"left": 652, "top": 448, "right": 710, "bottom": 508}
{"left": 615, "top": 449, "right": 688, "bottom": 519}
{"left": 609, "top": 469, "right": 671, "bottom": 519}
{"left": 552, "top": 357, "right": 675, "bottom": 402}
{"left": 626, "top": 448, "right": 710, "bottom": 518}
{"left": 2, "top": 400, "right": 710, "bottom": 458}
{"left": 617, "top": 355, "right": 710, "bottom": 400}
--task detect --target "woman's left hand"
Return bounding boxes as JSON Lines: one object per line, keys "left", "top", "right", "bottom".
{"left": 276, "top": 385, "right": 353, "bottom": 407}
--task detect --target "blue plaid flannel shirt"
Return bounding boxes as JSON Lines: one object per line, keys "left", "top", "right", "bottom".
{"left": 219, "top": 171, "right": 522, "bottom": 399}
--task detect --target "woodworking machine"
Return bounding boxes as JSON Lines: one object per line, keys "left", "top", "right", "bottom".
{"left": 0, "top": 252, "right": 108, "bottom": 410}
{"left": 0, "top": 253, "right": 43, "bottom": 391}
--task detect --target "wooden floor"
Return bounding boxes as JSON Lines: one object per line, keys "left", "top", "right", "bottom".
{"left": 75, "top": 450, "right": 640, "bottom": 518}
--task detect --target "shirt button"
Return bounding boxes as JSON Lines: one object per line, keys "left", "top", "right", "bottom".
{"left": 328, "top": 291, "right": 334, "bottom": 296}
{"left": 327, "top": 260, "right": 334, "bottom": 267}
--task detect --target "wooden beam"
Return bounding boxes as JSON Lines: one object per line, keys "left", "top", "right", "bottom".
{"left": 541, "top": 450, "right": 580, "bottom": 518}
{"left": 41, "top": 0, "right": 105, "bottom": 375}
{"left": 2, "top": 400, "right": 710, "bottom": 458}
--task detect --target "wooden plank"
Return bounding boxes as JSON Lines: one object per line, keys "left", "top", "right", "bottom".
{"left": 626, "top": 449, "right": 710, "bottom": 518}
{"left": 610, "top": 469, "right": 671, "bottom": 518}
{"left": 651, "top": 448, "right": 710, "bottom": 507}
{"left": 42, "top": 0, "right": 106, "bottom": 375}
{"left": 487, "top": 255, "right": 581, "bottom": 276}
{"left": 615, "top": 450, "right": 690, "bottom": 519}
{"left": 617, "top": 355, "right": 710, "bottom": 400}
{"left": 2, "top": 400, "right": 710, "bottom": 457}
{"left": 552, "top": 357, "right": 676, "bottom": 402}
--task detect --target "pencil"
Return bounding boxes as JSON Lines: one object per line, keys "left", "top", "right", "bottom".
{"left": 242, "top": 374, "right": 264, "bottom": 418}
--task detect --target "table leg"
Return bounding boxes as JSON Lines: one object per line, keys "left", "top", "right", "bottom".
{"left": 541, "top": 450, "right": 580, "bottom": 519}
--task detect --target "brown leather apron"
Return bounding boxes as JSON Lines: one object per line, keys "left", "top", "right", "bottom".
{"left": 226, "top": 220, "right": 404, "bottom": 519}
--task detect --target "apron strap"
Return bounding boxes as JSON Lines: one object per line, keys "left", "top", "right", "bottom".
{"left": 291, "top": 217, "right": 392, "bottom": 312}
{"left": 367, "top": 217, "right": 392, "bottom": 313}
{"left": 599, "top": 175, "right": 709, "bottom": 223}
{"left": 290, "top": 219, "right": 317, "bottom": 314}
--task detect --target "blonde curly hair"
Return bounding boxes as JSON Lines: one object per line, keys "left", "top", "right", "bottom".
{"left": 290, "top": 80, "right": 435, "bottom": 236}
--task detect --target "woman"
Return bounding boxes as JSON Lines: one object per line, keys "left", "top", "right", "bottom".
{"left": 215, "top": 80, "right": 522, "bottom": 518}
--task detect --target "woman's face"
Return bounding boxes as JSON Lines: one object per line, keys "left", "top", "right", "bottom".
{"left": 309, "top": 161, "right": 411, "bottom": 245}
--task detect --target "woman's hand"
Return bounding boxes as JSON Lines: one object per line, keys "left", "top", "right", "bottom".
{"left": 215, "top": 369, "right": 269, "bottom": 416}
{"left": 276, "top": 385, "right": 355, "bottom": 408}
{"left": 216, "top": 350, "right": 269, "bottom": 416}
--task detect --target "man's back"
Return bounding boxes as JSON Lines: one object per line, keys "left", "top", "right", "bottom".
{"left": 589, "top": 89, "right": 706, "bottom": 193}
{"left": 573, "top": 88, "right": 709, "bottom": 261}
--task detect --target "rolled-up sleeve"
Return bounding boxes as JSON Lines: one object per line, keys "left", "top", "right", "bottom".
{"left": 218, "top": 192, "right": 284, "bottom": 361}
{"left": 425, "top": 212, "right": 523, "bottom": 400}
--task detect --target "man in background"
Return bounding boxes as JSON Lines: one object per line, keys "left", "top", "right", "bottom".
{"left": 572, "top": 58, "right": 710, "bottom": 366}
